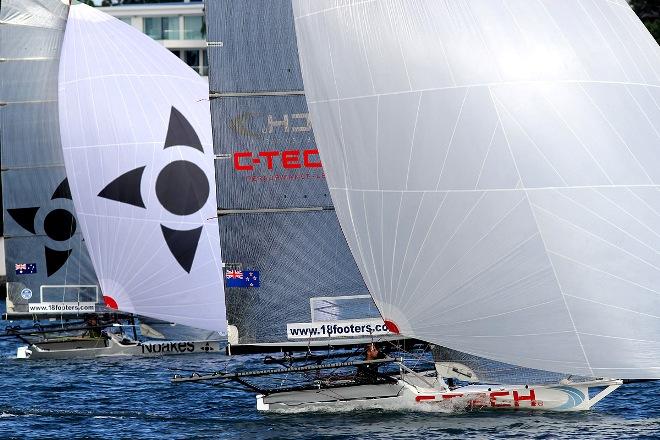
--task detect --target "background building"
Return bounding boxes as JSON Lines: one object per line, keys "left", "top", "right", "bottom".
{"left": 98, "top": 0, "right": 207, "bottom": 76}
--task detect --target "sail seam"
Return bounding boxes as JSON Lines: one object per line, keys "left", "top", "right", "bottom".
{"left": 430, "top": 265, "right": 554, "bottom": 319}
{"left": 579, "top": 333, "right": 659, "bottom": 344}
{"left": 400, "top": 192, "right": 487, "bottom": 312}
{"left": 420, "top": 298, "right": 562, "bottom": 327}
{"left": 435, "top": 89, "right": 469, "bottom": 190}
{"left": 474, "top": 120, "right": 500, "bottom": 190}
{"left": 562, "top": 294, "right": 660, "bottom": 319}
{"left": 539, "top": 90, "right": 614, "bottom": 185}
{"left": 362, "top": 193, "right": 383, "bottom": 306}
{"left": 626, "top": 187, "right": 660, "bottom": 223}
{"left": 608, "top": 1, "right": 660, "bottom": 82}
{"left": 577, "top": 82, "right": 655, "bottom": 184}
{"left": 428, "top": 330, "right": 574, "bottom": 338}
{"left": 392, "top": 93, "right": 423, "bottom": 302}
{"left": 306, "top": 80, "right": 660, "bottom": 104}
{"left": 532, "top": 203, "right": 660, "bottom": 272}
{"left": 536, "top": 0, "right": 593, "bottom": 81}
{"left": 328, "top": 184, "right": 660, "bottom": 193}
{"left": 322, "top": 8, "right": 380, "bottom": 309}
{"left": 293, "top": 0, "right": 377, "bottom": 20}
{"left": 562, "top": 189, "right": 660, "bottom": 247}
{"left": 60, "top": 73, "right": 202, "bottom": 86}
{"left": 488, "top": 87, "right": 595, "bottom": 376}
{"left": 577, "top": 0, "right": 632, "bottom": 83}
{"left": 396, "top": 193, "right": 449, "bottom": 304}
{"left": 409, "top": 197, "right": 530, "bottom": 309}
{"left": 601, "top": 0, "right": 634, "bottom": 9}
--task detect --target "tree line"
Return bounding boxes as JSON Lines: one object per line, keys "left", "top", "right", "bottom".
{"left": 631, "top": 0, "right": 660, "bottom": 43}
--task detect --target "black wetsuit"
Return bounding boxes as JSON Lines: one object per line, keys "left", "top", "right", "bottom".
{"left": 355, "top": 351, "right": 386, "bottom": 384}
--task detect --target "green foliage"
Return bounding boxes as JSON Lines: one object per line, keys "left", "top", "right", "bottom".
{"left": 646, "top": 19, "right": 660, "bottom": 43}
{"left": 629, "top": 0, "right": 659, "bottom": 16}
{"left": 630, "top": 0, "right": 660, "bottom": 44}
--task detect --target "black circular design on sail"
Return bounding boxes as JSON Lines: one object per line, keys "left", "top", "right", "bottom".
{"left": 96, "top": 106, "right": 210, "bottom": 272}
{"left": 44, "top": 209, "right": 77, "bottom": 241}
{"left": 7, "top": 178, "right": 78, "bottom": 277}
{"left": 155, "top": 160, "right": 210, "bottom": 216}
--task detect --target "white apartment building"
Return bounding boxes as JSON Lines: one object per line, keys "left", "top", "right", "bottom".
{"left": 98, "top": 0, "right": 207, "bottom": 76}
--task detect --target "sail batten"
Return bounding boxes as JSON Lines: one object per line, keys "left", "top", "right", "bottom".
{"left": 293, "top": 0, "right": 660, "bottom": 378}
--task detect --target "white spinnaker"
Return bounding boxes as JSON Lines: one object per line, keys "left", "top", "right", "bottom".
{"left": 58, "top": 4, "right": 226, "bottom": 332}
{"left": 293, "top": 0, "right": 660, "bottom": 378}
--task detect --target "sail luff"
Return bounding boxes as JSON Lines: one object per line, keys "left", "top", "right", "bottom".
{"left": 293, "top": 0, "right": 660, "bottom": 379}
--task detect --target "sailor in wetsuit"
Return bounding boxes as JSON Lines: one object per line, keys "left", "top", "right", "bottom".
{"left": 355, "top": 343, "right": 386, "bottom": 384}
{"left": 84, "top": 315, "right": 102, "bottom": 338}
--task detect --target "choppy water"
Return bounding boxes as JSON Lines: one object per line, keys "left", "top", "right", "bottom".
{"left": 0, "top": 317, "right": 658, "bottom": 439}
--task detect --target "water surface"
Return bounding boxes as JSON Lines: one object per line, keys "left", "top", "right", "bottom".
{"left": 1, "top": 313, "right": 658, "bottom": 439}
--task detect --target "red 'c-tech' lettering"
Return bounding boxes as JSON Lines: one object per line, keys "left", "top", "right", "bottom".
{"left": 232, "top": 149, "right": 323, "bottom": 171}
{"left": 258, "top": 151, "right": 280, "bottom": 169}
{"left": 282, "top": 150, "right": 301, "bottom": 169}
{"left": 489, "top": 391, "right": 511, "bottom": 407}
{"left": 234, "top": 152, "right": 253, "bottom": 171}
{"left": 303, "top": 149, "right": 322, "bottom": 168}
{"left": 513, "top": 389, "right": 537, "bottom": 407}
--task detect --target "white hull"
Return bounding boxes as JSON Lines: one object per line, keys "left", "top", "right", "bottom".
{"left": 17, "top": 333, "right": 223, "bottom": 360}
{"left": 256, "top": 371, "right": 621, "bottom": 413}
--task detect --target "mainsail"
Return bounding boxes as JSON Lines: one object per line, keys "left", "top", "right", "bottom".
{"left": 207, "top": 0, "right": 386, "bottom": 345}
{"left": 1, "top": 0, "right": 100, "bottom": 316}
{"left": 58, "top": 4, "right": 226, "bottom": 332}
{"left": 293, "top": 0, "right": 660, "bottom": 378}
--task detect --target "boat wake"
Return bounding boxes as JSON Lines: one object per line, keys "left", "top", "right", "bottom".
{"left": 269, "top": 396, "right": 477, "bottom": 414}
{"left": 0, "top": 412, "right": 20, "bottom": 418}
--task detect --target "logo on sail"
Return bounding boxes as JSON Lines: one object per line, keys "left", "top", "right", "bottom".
{"left": 97, "top": 106, "right": 210, "bottom": 273}
{"left": 7, "top": 179, "right": 78, "bottom": 276}
{"left": 229, "top": 112, "right": 312, "bottom": 138}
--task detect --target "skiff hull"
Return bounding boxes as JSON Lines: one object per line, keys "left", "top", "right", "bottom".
{"left": 256, "top": 373, "right": 622, "bottom": 412}
{"left": 17, "top": 335, "right": 223, "bottom": 360}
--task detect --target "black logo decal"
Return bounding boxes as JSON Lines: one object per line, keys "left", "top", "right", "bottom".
{"left": 156, "top": 161, "right": 210, "bottom": 216}
{"left": 98, "top": 106, "right": 210, "bottom": 273}
{"left": 161, "top": 225, "right": 202, "bottom": 273}
{"left": 164, "top": 107, "right": 203, "bottom": 152}
{"left": 7, "top": 178, "right": 77, "bottom": 276}
{"left": 98, "top": 166, "right": 146, "bottom": 208}
{"left": 200, "top": 342, "right": 214, "bottom": 352}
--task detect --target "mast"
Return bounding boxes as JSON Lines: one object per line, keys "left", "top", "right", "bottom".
{"left": 293, "top": 0, "right": 660, "bottom": 379}
{"left": 206, "top": 0, "right": 390, "bottom": 348}
{"left": 1, "top": 0, "right": 101, "bottom": 319}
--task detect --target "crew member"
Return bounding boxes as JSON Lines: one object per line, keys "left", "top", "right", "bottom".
{"left": 355, "top": 343, "right": 386, "bottom": 383}
{"left": 84, "top": 315, "right": 102, "bottom": 338}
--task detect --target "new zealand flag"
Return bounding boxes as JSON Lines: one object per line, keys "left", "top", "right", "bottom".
{"left": 225, "top": 270, "right": 260, "bottom": 288}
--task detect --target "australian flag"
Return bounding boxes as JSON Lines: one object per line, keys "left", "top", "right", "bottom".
{"left": 225, "top": 270, "right": 260, "bottom": 288}
{"left": 15, "top": 263, "right": 37, "bottom": 275}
